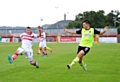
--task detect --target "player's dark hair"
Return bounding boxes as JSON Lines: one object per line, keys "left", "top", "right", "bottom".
{"left": 38, "top": 26, "right": 43, "bottom": 29}
{"left": 41, "top": 27, "right": 43, "bottom": 29}
{"left": 26, "top": 27, "right": 31, "bottom": 29}
{"left": 82, "top": 20, "right": 90, "bottom": 25}
{"left": 38, "top": 26, "right": 41, "bottom": 28}
{"left": 37, "top": 26, "right": 43, "bottom": 29}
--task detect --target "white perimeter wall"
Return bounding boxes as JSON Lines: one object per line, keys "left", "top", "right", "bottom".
{"left": 1, "top": 37, "right": 118, "bottom": 43}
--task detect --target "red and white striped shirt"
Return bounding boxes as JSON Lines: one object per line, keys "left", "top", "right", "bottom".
{"left": 39, "top": 32, "right": 46, "bottom": 42}
{"left": 19, "top": 33, "right": 37, "bottom": 49}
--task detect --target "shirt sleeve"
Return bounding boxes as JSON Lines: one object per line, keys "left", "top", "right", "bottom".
{"left": 76, "top": 29, "right": 82, "bottom": 34}
{"left": 94, "top": 28, "right": 100, "bottom": 34}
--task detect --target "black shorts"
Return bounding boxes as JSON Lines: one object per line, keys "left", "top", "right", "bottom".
{"left": 77, "top": 46, "right": 90, "bottom": 55}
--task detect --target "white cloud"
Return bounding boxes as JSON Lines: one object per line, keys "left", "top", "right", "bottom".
{"left": 0, "top": 0, "right": 119, "bottom": 27}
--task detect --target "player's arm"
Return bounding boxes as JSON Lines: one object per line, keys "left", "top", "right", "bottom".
{"left": 9, "top": 30, "right": 19, "bottom": 37}
{"left": 64, "top": 28, "right": 76, "bottom": 34}
{"left": 36, "top": 29, "right": 42, "bottom": 37}
{"left": 94, "top": 26, "right": 108, "bottom": 35}
{"left": 99, "top": 26, "right": 109, "bottom": 35}
{"left": 64, "top": 28, "right": 81, "bottom": 34}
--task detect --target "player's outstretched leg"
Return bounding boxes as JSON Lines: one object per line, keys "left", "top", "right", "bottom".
{"left": 67, "top": 57, "right": 79, "bottom": 70}
{"left": 35, "top": 62, "right": 39, "bottom": 68}
{"left": 50, "top": 48, "right": 52, "bottom": 53}
{"left": 46, "top": 46, "right": 52, "bottom": 53}
{"left": 67, "top": 64, "right": 71, "bottom": 69}
{"left": 7, "top": 54, "right": 12, "bottom": 64}
{"left": 67, "top": 50, "right": 85, "bottom": 70}
{"left": 36, "top": 49, "right": 41, "bottom": 55}
{"left": 30, "top": 61, "right": 39, "bottom": 68}
{"left": 79, "top": 61, "right": 87, "bottom": 71}
{"left": 7, "top": 52, "right": 19, "bottom": 64}
{"left": 27, "top": 54, "right": 39, "bottom": 68}
{"left": 43, "top": 47, "right": 48, "bottom": 56}
{"left": 39, "top": 47, "right": 45, "bottom": 56}
{"left": 83, "top": 64, "right": 87, "bottom": 71}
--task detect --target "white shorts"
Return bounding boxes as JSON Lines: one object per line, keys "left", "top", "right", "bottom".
{"left": 39, "top": 42, "right": 46, "bottom": 48}
{"left": 17, "top": 47, "right": 33, "bottom": 57}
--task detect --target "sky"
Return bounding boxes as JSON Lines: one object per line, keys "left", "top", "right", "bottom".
{"left": 0, "top": 0, "right": 119, "bottom": 27}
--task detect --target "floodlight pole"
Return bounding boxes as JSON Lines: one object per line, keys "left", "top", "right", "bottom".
{"left": 113, "top": 17, "right": 116, "bottom": 28}
{"left": 113, "top": 10, "right": 120, "bottom": 28}
{"left": 40, "top": 18, "right": 43, "bottom": 26}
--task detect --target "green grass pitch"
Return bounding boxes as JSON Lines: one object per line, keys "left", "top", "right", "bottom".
{"left": 0, "top": 43, "right": 119, "bottom": 82}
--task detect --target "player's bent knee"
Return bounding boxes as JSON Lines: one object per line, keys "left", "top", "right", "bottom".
{"left": 30, "top": 61, "right": 34, "bottom": 64}
{"left": 78, "top": 50, "right": 85, "bottom": 55}
{"left": 77, "top": 50, "right": 85, "bottom": 58}
{"left": 17, "top": 47, "right": 25, "bottom": 54}
{"left": 28, "top": 56, "right": 33, "bottom": 62}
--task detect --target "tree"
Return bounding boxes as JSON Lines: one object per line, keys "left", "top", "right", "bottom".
{"left": 66, "top": 10, "right": 120, "bottom": 28}
{"left": 66, "top": 21, "right": 81, "bottom": 28}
